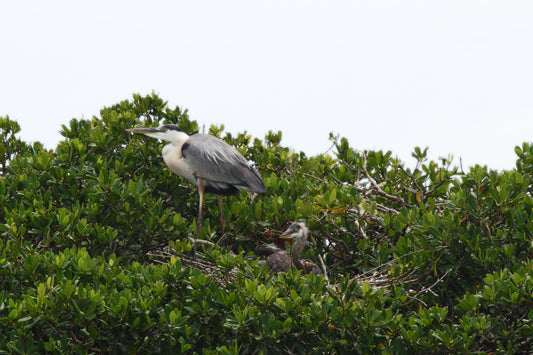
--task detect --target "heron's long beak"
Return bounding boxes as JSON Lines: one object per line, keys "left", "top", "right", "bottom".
{"left": 126, "top": 127, "right": 164, "bottom": 134}
{"left": 278, "top": 230, "right": 294, "bottom": 239}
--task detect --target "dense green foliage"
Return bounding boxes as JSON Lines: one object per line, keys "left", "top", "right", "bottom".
{"left": 1, "top": 94, "right": 531, "bottom": 353}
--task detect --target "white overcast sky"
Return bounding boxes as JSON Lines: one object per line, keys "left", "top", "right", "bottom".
{"left": 1, "top": 1, "right": 533, "bottom": 170}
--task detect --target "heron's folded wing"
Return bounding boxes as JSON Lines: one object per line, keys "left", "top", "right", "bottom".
{"left": 182, "top": 134, "right": 266, "bottom": 194}
{"left": 256, "top": 243, "right": 283, "bottom": 257}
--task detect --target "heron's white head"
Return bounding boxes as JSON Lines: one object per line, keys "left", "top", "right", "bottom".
{"left": 126, "top": 124, "right": 190, "bottom": 144}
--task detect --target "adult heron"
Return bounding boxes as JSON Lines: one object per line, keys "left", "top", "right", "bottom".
{"left": 256, "top": 222, "right": 315, "bottom": 274}
{"left": 126, "top": 124, "right": 266, "bottom": 252}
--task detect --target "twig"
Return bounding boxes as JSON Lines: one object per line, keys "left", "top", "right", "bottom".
{"left": 375, "top": 204, "right": 400, "bottom": 215}
{"left": 399, "top": 163, "right": 452, "bottom": 200}
{"left": 406, "top": 269, "right": 451, "bottom": 306}
{"left": 308, "top": 171, "right": 400, "bottom": 216}
{"left": 353, "top": 218, "right": 367, "bottom": 240}
{"left": 426, "top": 178, "right": 449, "bottom": 196}
{"left": 190, "top": 238, "right": 236, "bottom": 257}
{"left": 357, "top": 249, "right": 423, "bottom": 277}
{"left": 317, "top": 254, "right": 329, "bottom": 283}
{"left": 329, "top": 167, "right": 401, "bottom": 214}
{"left": 313, "top": 215, "right": 351, "bottom": 257}
{"left": 363, "top": 154, "right": 408, "bottom": 207}
{"left": 398, "top": 164, "right": 425, "bottom": 199}
{"left": 302, "top": 172, "right": 327, "bottom": 184}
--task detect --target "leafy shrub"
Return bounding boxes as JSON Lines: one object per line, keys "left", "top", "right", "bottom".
{"left": 0, "top": 94, "right": 531, "bottom": 353}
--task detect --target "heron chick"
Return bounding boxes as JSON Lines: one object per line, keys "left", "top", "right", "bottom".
{"left": 257, "top": 222, "right": 316, "bottom": 274}
{"left": 126, "top": 124, "right": 266, "bottom": 252}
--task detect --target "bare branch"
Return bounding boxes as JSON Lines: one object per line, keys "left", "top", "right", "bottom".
{"left": 190, "top": 238, "right": 237, "bottom": 257}
{"left": 426, "top": 177, "right": 450, "bottom": 196}
{"left": 353, "top": 218, "right": 367, "bottom": 240}
{"left": 363, "top": 154, "right": 408, "bottom": 207}
{"left": 398, "top": 164, "right": 424, "bottom": 199}
{"left": 406, "top": 269, "right": 451, "bottom": 306}
{"left": 317, "top": 254, "right": 329, "bottom": 283}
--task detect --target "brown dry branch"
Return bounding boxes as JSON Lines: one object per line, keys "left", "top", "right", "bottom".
{"left": 353, "top": 269, "right": 417, "bottom": 291}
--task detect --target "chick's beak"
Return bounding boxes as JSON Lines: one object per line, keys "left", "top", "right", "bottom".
{"left": 278, "top": 230, "right": 294, "bottom": 239}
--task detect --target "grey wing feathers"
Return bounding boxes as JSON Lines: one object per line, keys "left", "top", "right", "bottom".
{"left": 265, "top": 252, "right": 291, "bottom": 273}
{"left": 182, "top": 134, "right": 266, "bottom": 194}
{"left": 256, "top": 243, "right": 283, "bottom": 257}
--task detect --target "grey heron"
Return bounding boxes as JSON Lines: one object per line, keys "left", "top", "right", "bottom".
{"left": 126, "top": 124, "right": 266, "bottom": 253}
{"left": 256, "top": 222, "right": 315, "bottom": 274}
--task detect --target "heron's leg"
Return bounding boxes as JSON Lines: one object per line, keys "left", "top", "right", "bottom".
{"left": 217, "top": 195, "right": 225, "bottom": 235}
{"left": 197, "top": 179, "right": 204, "bottom": 237}
{"left": 193, "top": 178, "right": 205, "bottom": 259}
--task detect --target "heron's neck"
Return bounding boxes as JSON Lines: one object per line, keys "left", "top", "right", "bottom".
{"left": 161, "top": 131, "right": 190, "bottom": 158}
{"left": 172, "top": 131, "right": 191, "bottom": 149}
{"left": 161, "top": 138, "right": 196, "bottom": 184}
{"left": 290, "top": 236, "right": 306, "bottom": 269}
